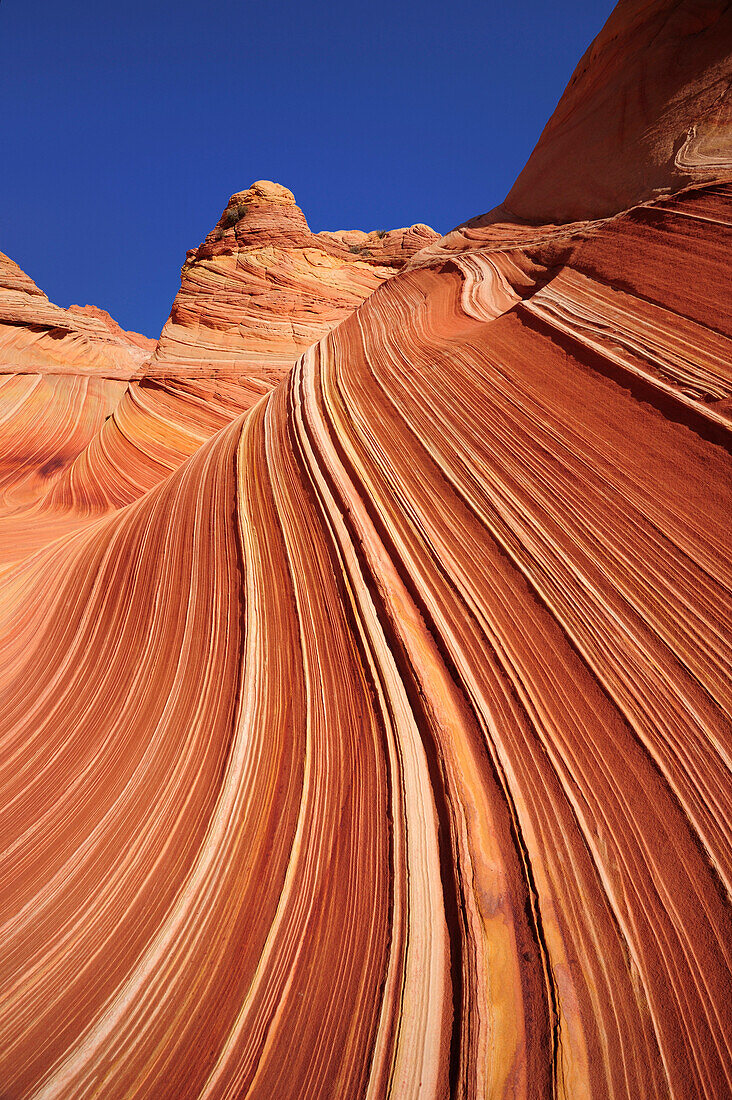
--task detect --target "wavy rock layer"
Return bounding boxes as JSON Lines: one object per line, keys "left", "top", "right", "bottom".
{"left": 67, "top": 304, "right": 157, "bottom": 357}
{"left": 149, "top": 180, "right": 437, "bottom": 384}
{"left": 0, "top": 253, "right": 150, "bottom": 377}
{"left": 1, "top": 3, "right": 731, "bottom": 1098}
{"left": 0, "top": 174, "right": 730, "bottom": 1097}
{"left": 0, "top": 254, "right": 150, "bottom": 547}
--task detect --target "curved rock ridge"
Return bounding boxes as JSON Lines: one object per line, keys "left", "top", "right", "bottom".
{"left": 68, "top": 304, "right": 157, "bottom": 357}
{"left": 1, "top": 2, "right": 731, "bottom": 1097}
{"left": 414, "top": 180, "right": 732, "bottom": 445}
{"left": 0, "top": 177, "right": 730, "bottom": 1097}
{"left": 0, "top": 252, "right": 151, "bottom": 377}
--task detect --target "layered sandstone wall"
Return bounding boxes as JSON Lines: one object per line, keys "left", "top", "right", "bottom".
{"left": 148, "top": 179, "right": 436, "bottom": 383}
{"left": 0, "top": 2, "right": 730, "bottom": 1097}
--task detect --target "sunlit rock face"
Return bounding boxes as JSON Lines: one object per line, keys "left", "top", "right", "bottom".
{"left": 106, "top": 178, "right": 437, "bottom": 515}
{"left": 149, "top": 178, "right": 437, "bottom": 385}
{"left": 501, "top": 0, "right": 732, "bottom": 222}
{"left": 67, "top": 303, "right": 157, "bottom": 359}
{"left": 1, "top": 2, "right": 731, "bottom": 1098}
{"left": 0, "top": 253, "right": 152, "bottom": 377}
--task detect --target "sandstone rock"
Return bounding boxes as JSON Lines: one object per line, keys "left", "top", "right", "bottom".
{"left": 68, "top": 303, "right": 157, "bottom": 356}
{"left": 148, "top": 180, "right": 437, "bottom": 385}
{"left": 502, "top": 0, "right": 732, "bottom": 222}
{"left": 0, "top": 3, "right": 730, "bottom": 1097}
{"left": 0, "top": 254, "right": 148, "bottom": 526}
{"left": 0, "top": 251, "right": 149, "bottom": 377}
{"left": 18, "top": 185, "right": 436, "bottom": 542}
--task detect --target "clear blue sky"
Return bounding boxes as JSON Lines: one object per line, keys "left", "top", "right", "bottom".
{"left": 0, "top": 0, "right": 612, "bottom": 337}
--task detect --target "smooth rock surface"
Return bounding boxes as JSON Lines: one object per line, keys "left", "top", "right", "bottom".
{"left": 497, "top": 0, "right": 732, "bottom": 223}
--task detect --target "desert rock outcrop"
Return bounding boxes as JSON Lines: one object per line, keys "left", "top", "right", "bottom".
{"left": 0, "top": 252, "right": 150, "bottom": 377}
{"left": 0, "top": 253, "right": 148, "bottom": 525}
{"left": 0, "top": 2, "right": 730, "bottom": 1097}
{"left": 501, "top": 0, "right": 732, "bottom": 222}
{"left": 68, "top": 303, "right": 157, "bottom": 358}
{"left": 0, "top": 194, "right": 433, "bottom": 562}
{"left": 149, "top": 178, "right": 436, "bottom": 384}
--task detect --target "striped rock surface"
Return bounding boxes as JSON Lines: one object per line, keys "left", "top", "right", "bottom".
{"left": 0, "top": 253, "right": 150, "bottom": 550}
{"left": 0, "top": 253, "right": 152, "bottom": 378}
{"left": 0, "top": 1, "right": 731, "bottom": 1098}
{"left": 149, "top": 179, "right": 437, "bottom": 385}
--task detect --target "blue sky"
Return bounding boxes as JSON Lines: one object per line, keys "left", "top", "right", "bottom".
{"left": 0, "top": 0, "right": 611, "bottom": 336}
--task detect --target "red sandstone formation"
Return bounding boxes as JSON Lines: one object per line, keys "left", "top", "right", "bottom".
{"left": 68, "top": 303, "right": 157, "bottom": 356}
{"left": 0, "top": 185, "right": 435, "bottom": 564}
{"left": 149, "top": 179, "right": 435, "bottom": 385}
{"left": 0, "top": 254, "right": 149, "bottom": 523}
{"left": 0, "top": 252, "right": 149, "bottom": 377}
{"left": 502, "top": 0, "right": 732, "bottom": 222}
{"left": 0, "top": 2, "right": 731, "bottom": 1097}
